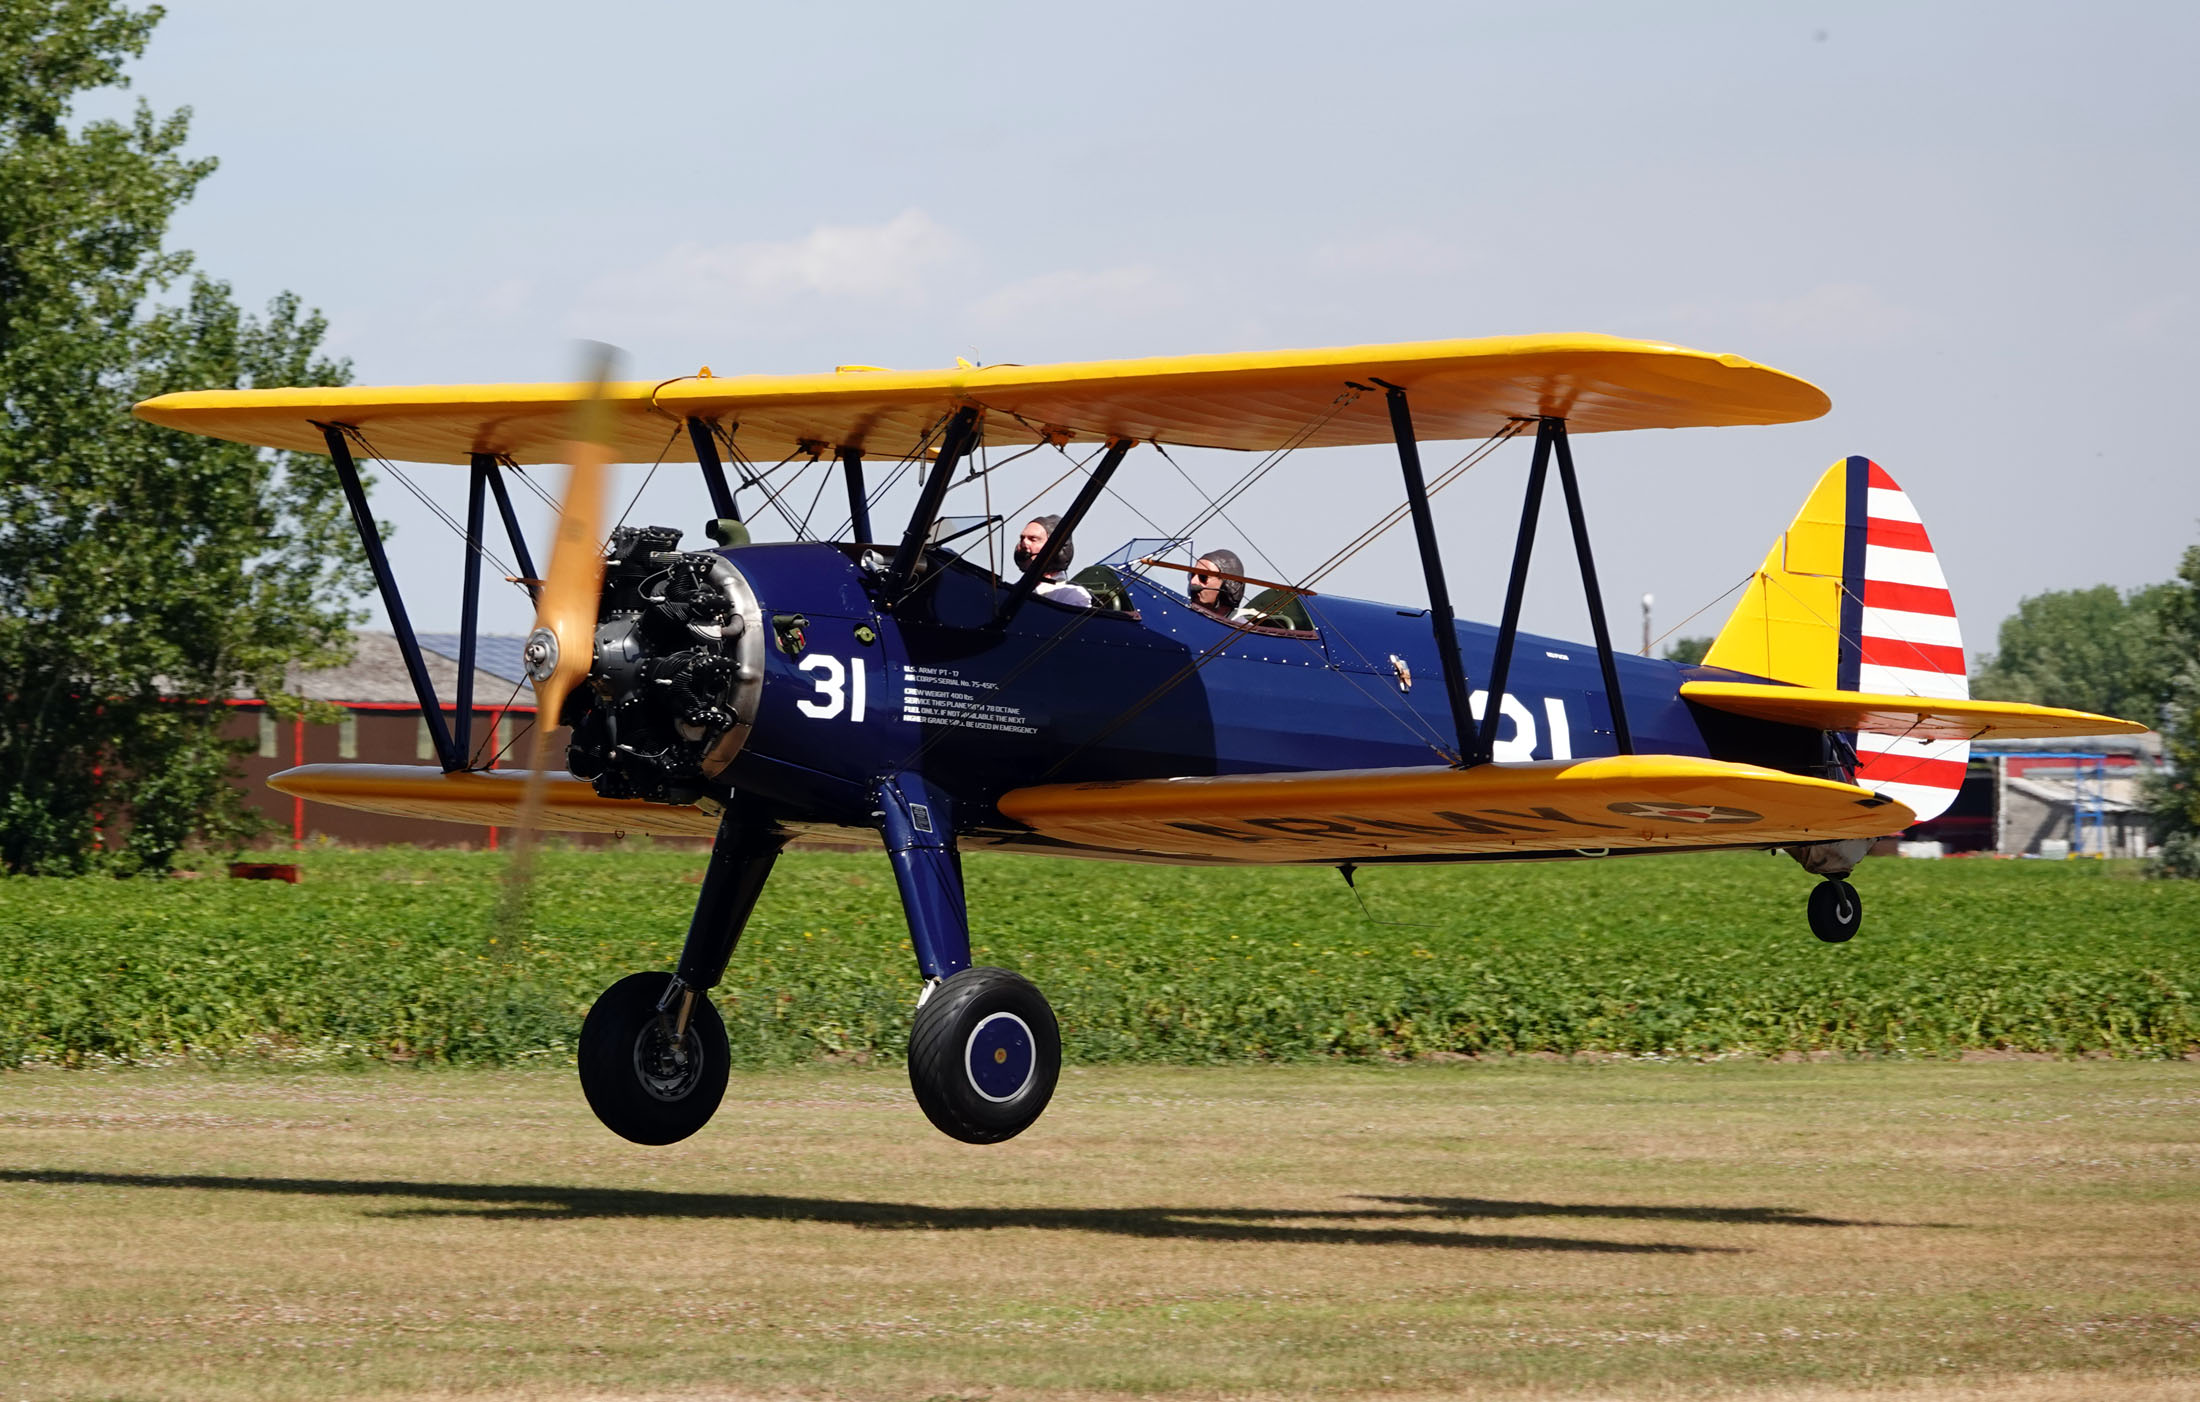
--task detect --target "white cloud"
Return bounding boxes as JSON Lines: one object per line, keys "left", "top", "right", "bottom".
{"left": 720, "top": 208, "right": 961, "bottom": 300}
{"left": 970, "top": 264, "right": 1183, "bottom": 333}
{"left": 1750, "top": 282, "right": 1926, "bottom": 344}
{"left": 2111, "top": 290, "right": 2189, "bottom": 340}
{"left": 572, "top": 209, "right": 963, "bottom": 335}
{"left": 477, "top": 277, "right": 535, "bottom": 319}
{"left": 1309, "top": 229, "right": 1473, "bottom": 278}
{"left": 1656, "top": 282, "right": 1927, "bottom": 349}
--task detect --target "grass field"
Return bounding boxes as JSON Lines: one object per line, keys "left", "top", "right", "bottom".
{"left": 2, "top": 1060, "right": 2195, "bottom": 1401}
{"left": 0, "top": 848, "right": 2194, "bottom": 1067}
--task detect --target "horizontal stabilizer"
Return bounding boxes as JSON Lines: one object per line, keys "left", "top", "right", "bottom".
{"left": 997, "top": 754, "right": 1910, "bottom": 864}
{"left": 1681, "top": 682, "right": 2149, "bottom": 741}
{"left": 268, "top": 764, "right": 719, "bottom": 836}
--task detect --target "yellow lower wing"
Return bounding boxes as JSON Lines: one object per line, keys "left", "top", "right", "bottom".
{"left": 997, "top": 754, "right": 1910, "bottom": 864}
{"left": 1680, "top": 682, "right": 2147, "bottom": 741}
{"left": 268, "top": 764, "right": 720, "bottom": 836}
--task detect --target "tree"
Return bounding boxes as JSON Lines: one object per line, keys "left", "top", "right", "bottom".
{"left": 1662, "top": 636, "right": 1712, "bottom": 665}
{"left": 1970, "top": 583, "right": 2175, "bottom": 723}
{"left": 0, "top": 2, "right": 364, "bottom": 874}
{"left": 2145, "top": 547, "right": 2200, "bottom": 877}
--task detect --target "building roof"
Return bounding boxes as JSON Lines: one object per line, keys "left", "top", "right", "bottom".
{"left": 417, "top": 633, "right": 532, "bottom": 686}
{"left": 1976, "top": 733, "right": 2163, "bottom": 759}
{"left": 269, "top": 631, "right": 535, "bottom": 709}
{"left": 2005, "top": 774, "right": 2148, "bottom": 814}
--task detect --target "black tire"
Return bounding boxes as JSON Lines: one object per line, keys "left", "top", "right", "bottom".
{"left": 907, "top": 967, "right": 1061, "bottom": 1144}
{"left": 1807, "top": 878, "right": 1862, "bottom": 944}
{"left": 578, "top": 972, "right": 730, "bottom": 1145}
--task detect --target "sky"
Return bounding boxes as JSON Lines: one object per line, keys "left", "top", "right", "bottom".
{"left": 91, "top": 0, "right": 2200, "bottom": 654}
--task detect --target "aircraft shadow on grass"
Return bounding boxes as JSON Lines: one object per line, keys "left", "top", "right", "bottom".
{"left": 1355, "top": 1195, "right": 1930, "bottom": 1229}
{"left": 2, "top": 1169, "right": 1927, "bottom": 1253}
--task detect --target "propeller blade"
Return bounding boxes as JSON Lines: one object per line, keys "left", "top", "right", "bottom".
{"left": 522, "top": 343, "right": 618, "bottom": 727}
{"left": 499, "top": 344, "right": 621, "bottom": 948}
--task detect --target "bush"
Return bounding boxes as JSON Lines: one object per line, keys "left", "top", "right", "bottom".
{"left": 1, "top": 848, "right": 2193, "bottom": 1068}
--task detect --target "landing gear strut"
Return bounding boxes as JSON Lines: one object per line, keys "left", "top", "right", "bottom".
{"left": 1787, "top": 838, "right": 1870, "bottom": 945}
{"left": 582, "top": 772, "right": 1065, "bottom": 1148}
{"left": 580, "top": 798, "right": 786, "bottom": 1145}
{"left": 1806, "top": 878, "right": 1862, "bottom": 943}
{"left": 881, "top": 772, "right": 1059, "bottom": 1144}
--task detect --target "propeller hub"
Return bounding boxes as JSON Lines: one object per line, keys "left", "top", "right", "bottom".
{"left": 523, "top": 627, "right": 559, "bottom": 683}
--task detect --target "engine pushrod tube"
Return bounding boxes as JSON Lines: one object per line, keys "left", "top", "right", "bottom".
{"left": 996, "top": 436, "right": 1133, "bottom": 624}
{"left": 685, "top": 418, "right": 739, "bottom": 524}
{"left": 884, "top": 406, "right": 982, "bottom": 601}
{"left": 1377, "top": 384, "right": 1476, "bottom": 765}
{"left": 1475, "top": 417, "right": 1556, "bottom": 765}
{"left": 1550, "top": 421, "right": 1633, "bottom": 754}
{"left": 322, "top": 424, "right": 459, "bottom": 771}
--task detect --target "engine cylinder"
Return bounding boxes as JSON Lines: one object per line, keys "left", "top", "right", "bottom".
{"left": 564, "top": 525, "right": 764, "bottom": 805}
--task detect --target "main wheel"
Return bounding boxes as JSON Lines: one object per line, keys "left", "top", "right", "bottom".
{"left": 1807, "top": 878, "right": 1862, "bottom": 943}
{"left": 578, "top": 972, "right": 730, "bottom": 1145}
{"left": 907, "top": 967, "right": 1061, "bottom": 1144}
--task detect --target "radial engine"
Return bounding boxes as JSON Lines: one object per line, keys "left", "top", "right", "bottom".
{"left": 563, "top": 526, "right": 764, "bottom": 805}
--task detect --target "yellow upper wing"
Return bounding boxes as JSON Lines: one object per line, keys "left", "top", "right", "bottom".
{"left": 1680, "top": 682, "right": 2150, "bottom": 741}
{"left": 997, "top": 754, "right": 1908, "bottom": 864}
{"left": 132, "top": 333, "right": 1830, "bottom": 465}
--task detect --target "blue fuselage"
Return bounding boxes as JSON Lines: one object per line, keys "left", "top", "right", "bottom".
{"left": 715, "top": 543, "right": 1804, "bottom": 851}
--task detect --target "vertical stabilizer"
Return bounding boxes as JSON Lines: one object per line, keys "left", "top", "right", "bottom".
{"left": 1703, "top": 457, "right": 1970, "bottom": 821}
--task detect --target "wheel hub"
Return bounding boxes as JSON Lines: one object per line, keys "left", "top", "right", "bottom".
{"left": 964, "top": 1011, "right": 1036, "bottom": 1102}
{"left": 633, "top": 1016, "right": 705, "bottom": 1101}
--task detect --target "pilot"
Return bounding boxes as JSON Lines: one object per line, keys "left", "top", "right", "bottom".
{"left": 1016, "top": 515, "right": 1093, "bottom": 607}
{"left": 1188, "top": 548, "right": 1246, "bottom": 618}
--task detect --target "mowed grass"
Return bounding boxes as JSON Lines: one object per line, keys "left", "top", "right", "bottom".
{"left": 1, "top": 1060, "right": 2196, "bottom": 1400}
{"left": 0, "top": 849, "right": 2194, "bottom": 1067}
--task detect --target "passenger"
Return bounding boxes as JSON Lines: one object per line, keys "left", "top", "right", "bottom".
{"left": 1188, "top": 548, "right": 1246, "bottom": 619}
{"left": 1016, "top": 515, "right": 1093, "bottom": 607}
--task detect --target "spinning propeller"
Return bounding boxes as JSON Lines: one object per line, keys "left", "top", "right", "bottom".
{"left": 498, "top": 344, "right": 619, "bottom": 938}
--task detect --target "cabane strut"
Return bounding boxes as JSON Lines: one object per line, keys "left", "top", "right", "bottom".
{"left": 884, "top": 406, "right": 983, "bottom": 600}
{"left": 1372, "top": 396, "right": 1633, "bottom": 766}
{"left": 995, "top": 436, "right": 1134, "bottom": 624}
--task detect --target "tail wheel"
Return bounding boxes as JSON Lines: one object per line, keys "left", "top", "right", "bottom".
{"left": 908, "top": 967, "right": 1061, "bottom": 1144}
{"left": 1807, "top": 878, "right": 1862, "bottom": 944}
{"left": 579, "top": 972, "right": 730, "bottom": 1145}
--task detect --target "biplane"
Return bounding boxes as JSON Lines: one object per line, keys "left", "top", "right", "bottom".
{"left": 135, "top": 333, "right": 2144, "bottom": 1146}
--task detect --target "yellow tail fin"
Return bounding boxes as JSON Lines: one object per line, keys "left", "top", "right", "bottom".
{"left": 1704, "top": 457, "right": 1973, "bottom": 821}
{"left": 1703, "top": 460, "right": 1856, "bottom": 688}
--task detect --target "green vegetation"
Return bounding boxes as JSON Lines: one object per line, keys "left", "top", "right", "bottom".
{"left": 0, "top": 2, "right": 361, "bottom": 874}
{"left": 1972, "top": 579, "right": 2181, "bottom": 724}
{"left": 1660, "top": 635, "right": 1712, "bottom": 665}
{"left": 2144, "top": 545, "right": 2200, "bottom": 876}
{"left": 1966, "top": 545, "right": 2200, "bottom": 877}
{"left": 2, "top": 849, "right": 2192, "bottom": 1068}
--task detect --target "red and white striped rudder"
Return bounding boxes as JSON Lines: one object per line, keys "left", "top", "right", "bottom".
{"left": 1842, "top": 459, "right": 1969, "bottom": 821}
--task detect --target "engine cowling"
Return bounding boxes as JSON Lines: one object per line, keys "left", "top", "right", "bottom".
{"left": 564, "top": 525, "right": 764, "bottom": 805}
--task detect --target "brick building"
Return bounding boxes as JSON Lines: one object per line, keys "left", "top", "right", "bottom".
{"left": 227, "top": 630, "right": 554, "bottom": 848}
